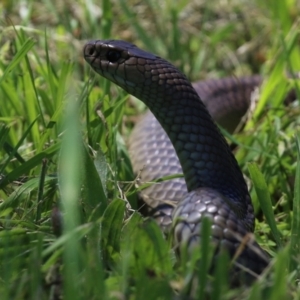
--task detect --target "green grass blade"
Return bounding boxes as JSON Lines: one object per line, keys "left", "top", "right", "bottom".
{"left": 101, "top": 0, "right": 113, "bottom": 38}
{"left": 269, "top": 247, "right": 289, "bottom": 300}
{"left": 59, "top": 90, "right": 83, "bottom": 300}
{"left": 248, "top": 162, "right": 282, "bottom": 247}
{"left": 118, "top": 0, "right": 155, "bottom": 52}
{"left": 0, "top": 149, "right": 58, "bottom": 189}
{"left": 289, "top": 135, "right": 300, "bottom": 274}
{"left": 197, "top": 217, "right": 213, "bottom": 298}
{"left": 35, "top": 159, "right": 48, "bottom": 223}
{"left": 0, "top": 38, "right": 35, "bottom": 86}
{"left": 101, "top": 198, "right": 125, "bottom": 263}
{"left": 83, "top": 145, "right": 108, "bottom": 221}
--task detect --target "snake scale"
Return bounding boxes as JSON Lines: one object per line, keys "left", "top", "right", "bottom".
{"left": 83, "top": 39, "right": 270, "bottom": 282}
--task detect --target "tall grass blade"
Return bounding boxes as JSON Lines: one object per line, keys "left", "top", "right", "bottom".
{"left": 248, "top": 162, "right": 282, "bottom": 247}
{"left": 0, "top": 38, "right": 35, "bottom": 85}
{"left": 289, "top": 135, "right": 300, "bottom": 274}
{"left": 59, "top": 90, "right": 83, "bottom": 300}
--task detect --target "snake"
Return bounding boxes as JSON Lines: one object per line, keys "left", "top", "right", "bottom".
{"left": 83, "top": 39, "right": 270, "bottom": 282}
{"left": 127, "top": 76, "right": 262, "bottom": 230}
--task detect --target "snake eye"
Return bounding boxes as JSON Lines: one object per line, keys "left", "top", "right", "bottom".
{"left": 107, "top": 50, "right": 121, "bottom": 62}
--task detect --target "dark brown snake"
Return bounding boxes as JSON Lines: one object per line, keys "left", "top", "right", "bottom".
{"left": 83, "top": 40, "right": 272, "bottom": 282}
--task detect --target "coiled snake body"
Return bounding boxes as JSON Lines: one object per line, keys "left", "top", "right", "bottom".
{"left": 84, "top": 40, "right": 269, "bottom": 280}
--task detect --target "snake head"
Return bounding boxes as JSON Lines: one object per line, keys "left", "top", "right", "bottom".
{"left": 84, "top": 40, "right": 160, "bottom": 94}
{"left": 83, "top": 39, "right": 194, "bottom": 107}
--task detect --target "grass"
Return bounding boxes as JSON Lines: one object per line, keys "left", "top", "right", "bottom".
{"left": 0, "top": 0, "right": 299, "bottom": 299}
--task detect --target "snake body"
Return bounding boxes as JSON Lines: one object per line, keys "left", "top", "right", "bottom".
{"left": 83, "top": 40, "right": 269, "bottom": 280}
{"left": 128, "top": 76, "right": 262, "bottom": 229}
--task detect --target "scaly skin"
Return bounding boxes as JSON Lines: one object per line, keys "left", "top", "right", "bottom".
{"left": 128, "top": 76, "right": 262, "bottom": 228}
{"left": 83, "top": 39, "right": 269, "bottom": 280}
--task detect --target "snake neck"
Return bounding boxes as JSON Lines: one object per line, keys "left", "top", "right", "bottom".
{"left": 122, "top": 58, "right": 252, "bottom": 216}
